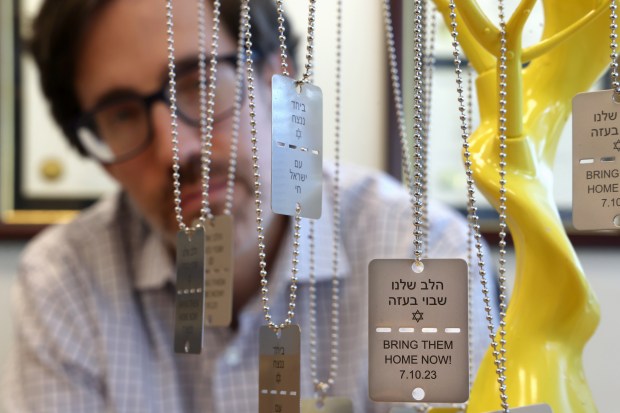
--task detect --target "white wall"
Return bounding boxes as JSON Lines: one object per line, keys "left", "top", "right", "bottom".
{"left": 285, "top": 0, "right": 387, "bottom": 171}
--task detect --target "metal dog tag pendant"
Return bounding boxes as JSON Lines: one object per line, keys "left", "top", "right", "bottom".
{"left": 272, "top": 74, "right": 322, "bottom": 219}
{"left": 368, "top": 259, "right": 469, "bottom": 403}
{"left": 301, "top": 397, "right": 353, "bottom": 413}
{"left": 572, "top": 90, "right": 620, "bottom": 230}
{"left": 173, "top": 228, "right": 205, "bottom": 354}
{"left": 204, "top": 215, "right": 234, "bottom": 327}
{"left": 489, "top": 404, "right": 552, "bottom": 413}
{"left": 259, "top": 325, "right": 301, "bottom": 413}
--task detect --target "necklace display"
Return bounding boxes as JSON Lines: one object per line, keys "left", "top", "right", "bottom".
{"left": 167, "top": 0, "right": 239, "bottom": 354}
{"left": 450, "top": 3, "right": 552, "bottom": 413}
{"left": 370, "top": 0, "right": 469, "bottom": 406}
{"left": 239, "top": 1, "right": 321, "bottom": 412}
{"left": 448, "top": 2, "right": 510, "bottom": 411}
{"left": 271, "top": 0, "right": 323, "bottom": 220}
{"left": 299, "top": 1, "right": 352, "bottom": 411}
{"left": 572, "top": 0, "right": 620, "bottom": 231}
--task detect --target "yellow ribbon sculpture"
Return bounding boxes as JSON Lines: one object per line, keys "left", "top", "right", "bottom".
{"left": 428, "top": 1, "right": 609, "bottom": 412}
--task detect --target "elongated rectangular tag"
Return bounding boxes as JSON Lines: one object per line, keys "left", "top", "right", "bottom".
{"left": 272, "top": 74, "right": 322, "bottom": 219}
{"left": 204, "top": 215, "right": 234, "bottom": 327}
{"left": 489, "top": 404, "right": 552, "bottom": 413}
{"left": 174, "top": 228, "right": 205, "bottom": 354}
{"left": 301, "top": 397, "right": 353, "bottom": 413}
{"left": 368, "top": 259, "right": 469, "bottom": 403}
{"left": 572, "top": 90, "right": 620, "bottom": 230}
{"left": 259, "top": 325, "right": 301, "bottom": 413}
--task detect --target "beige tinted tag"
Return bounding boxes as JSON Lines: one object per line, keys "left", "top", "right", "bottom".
{"left": 271, "top": 74, "right": 323, "bottom": 219}
{"left": 301, "top": 397, "right": 353, "bottom": 413}
{"left": 489, "top": 404, "right": 552, "bottom": 413}
{"left": 174, "top": 228, "right": 205, "bottom": 354}
{"left": 368, "top": 259, "right": 469, "bottom": 403}
{"left": 572, "top": 90, "right": 620, "bottom": 230}
{"left": 204, "top": 215, "right": 234, "bottom": 327}
{"left": 259, "top": 325, "right": 301, "bottom": 413}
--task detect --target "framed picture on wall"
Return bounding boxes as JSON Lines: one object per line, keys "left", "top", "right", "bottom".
{"left": 0, "top": 0, "right": 117, "bottom": 230}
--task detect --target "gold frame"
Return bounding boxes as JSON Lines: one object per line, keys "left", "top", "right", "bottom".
{"left": 0, "top": 0, "right": 79, "bottom": 227}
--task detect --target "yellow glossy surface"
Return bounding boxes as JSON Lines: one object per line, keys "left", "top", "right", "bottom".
{"left": 429, "top": 1, "right": 609, "bottom": 412}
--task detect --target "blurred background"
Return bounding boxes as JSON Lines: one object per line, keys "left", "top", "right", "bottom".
{"left": 1, "top": 0, "right": 618, "bottom": 411}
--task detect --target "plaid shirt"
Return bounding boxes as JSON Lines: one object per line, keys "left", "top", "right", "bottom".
{"left": 2, "top": 165, "right": 496, "bottom": 412}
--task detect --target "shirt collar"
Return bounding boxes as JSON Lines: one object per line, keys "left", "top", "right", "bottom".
{"left": 130, "top": 171, "right": 351, "bottom": 291}
{"left": 113, "top": 192, "right": 174, "bottom": 291}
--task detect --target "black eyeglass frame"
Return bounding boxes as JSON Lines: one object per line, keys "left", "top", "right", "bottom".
{"left": 73, "top": 54, "right": 240, "bottom": 164}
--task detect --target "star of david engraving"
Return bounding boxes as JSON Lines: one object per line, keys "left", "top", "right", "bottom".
{"left": 614, "top": 139, "right": 620, "bottom": 152}
{"left": 412, "top": 310, "right": 424, "bottom": 323}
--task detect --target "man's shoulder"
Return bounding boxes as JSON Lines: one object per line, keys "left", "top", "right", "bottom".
{"left": 19, "top": 193, "right": 125, "bottom": 280}
{"left": 327, "top": 163, "right": 409, "bottom": 205}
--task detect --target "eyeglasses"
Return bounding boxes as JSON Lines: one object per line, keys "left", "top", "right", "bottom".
{"left": 74, "top": 55, "right": 240, "bottom": 164}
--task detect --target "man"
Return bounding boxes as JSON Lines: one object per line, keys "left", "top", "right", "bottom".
{"left": 3, "top": 0, "right": 496, "bottom": 411}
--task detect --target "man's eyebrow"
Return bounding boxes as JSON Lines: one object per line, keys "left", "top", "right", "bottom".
{"left": 89, "top": 89, "right": 141, "bottom": 112}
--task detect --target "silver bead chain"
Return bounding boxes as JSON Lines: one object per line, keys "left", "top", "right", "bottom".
{"left": 301, "top": 0, "right": 317, "bottom": 83}
{"left": 223, "top": 1, "right": 247, "bottom": 216}
{"left": 382, "top": 0, "right": 417, "bottom": 259}
{"left": 421, "top": 2, "right": 437, "bottom": 258}
{"left": 166, "top": 0, "right": 231, "bottom": 232}
{"left": 465, "top": 64, "right": 475, "bottom": 398}
{"left": 240, "top": 0, "right": 301, "bottom": 332}
{"left": 412, "top": 0, "right": 426, "bottom": 266}
{"left": 449, "top": 2, "right": 510, "bottom": 412}
{"left": 274, "top": 0, "right": 317, "bottom": 84}
{"left": 308, "top": 0, "right": 343, "bottom": 402}
{"left": 496, "top": 1, "right": 510, "bottom": 410}
{"left": 611, "top": 0, "right": 620, "bottom": 99}
{"left": 275, "top": 0, "right": 290, "bottom": 77}
{"left": 197, "top": 0, "right": 221, "bottom": 223}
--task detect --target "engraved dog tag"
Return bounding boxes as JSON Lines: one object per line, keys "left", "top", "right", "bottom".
{"left": 368, "top": 259, "right": 469, "bottom": 403}
{"left": 489, "top": 404, "right": 552, "bottom": 413}
{"left": 301, "top": 397, "right": 353, "bottom": 413}
{"left": 572, "top": 90, "right": 620, "bottom": 230}
{"left": 204, "top": 215, "right": 234, "bottom": 327}
{"left": 272, "top": 74, "right": 322, "bottom": 219}
{"left": 259, "top": 325, "right": 301, "bottom": 413}
{"left": 174, "top": 228, "right": 205, "bottom": 354}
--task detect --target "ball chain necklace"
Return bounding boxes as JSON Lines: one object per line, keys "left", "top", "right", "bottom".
{"left": 369, "top": 0, "right": 469, "bottom": 406}
{"left": 384, "top": 1, "right": 471, "bottom": 412}
{"left": 241, "top": 1, "right": 321, "bottom": 412}
{"left": 167, "top": 0, "right": 241, "bottom": 353}
{"left": 303, "top": 0, "right": 351, "bottom": 411}
{"left": 448, "top": 0, "right": 510, "bottom": 411}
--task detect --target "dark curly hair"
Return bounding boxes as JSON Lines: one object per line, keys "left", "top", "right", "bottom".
{"left": 29, "top": 0, "right": 297, "bottom": 156}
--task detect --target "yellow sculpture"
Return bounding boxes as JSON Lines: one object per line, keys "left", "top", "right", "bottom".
{"left": 428, "top": 0, "right": 610, "bottom": 412}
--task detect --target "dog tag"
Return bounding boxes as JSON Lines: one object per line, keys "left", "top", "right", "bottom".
{"left": 489, "top": 404, "right": 552, "bottom": 413}
{"left": 173, "top": 228, "right": 205, "bottom": 354}
{"left": 204, "top": 215, "right": 234, "bottom": 327}
{"left": 301, "top": 397, "right": 353, "bottom": 413}
{"left": 259, "top": 325, "right": 301, "bottom": 413}
{"left": 369, "top": 259, "right": 469, "bottom": 403}
{"left": 572, "top": 90, "right": 620, "bottom": 230}
{"left": 272, "top": 74, "right": 322, "bottom": 219}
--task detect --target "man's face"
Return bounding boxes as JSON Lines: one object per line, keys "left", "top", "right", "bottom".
{"left": 75, "top": 0, "right": 276, "bottom": 249}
